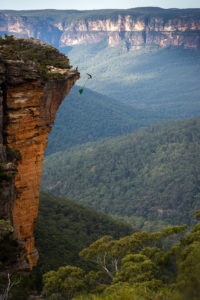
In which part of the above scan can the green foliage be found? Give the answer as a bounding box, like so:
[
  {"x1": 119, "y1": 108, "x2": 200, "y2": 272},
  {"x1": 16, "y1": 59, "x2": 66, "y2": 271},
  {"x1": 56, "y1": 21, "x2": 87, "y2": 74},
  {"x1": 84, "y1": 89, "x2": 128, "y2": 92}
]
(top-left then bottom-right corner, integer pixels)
[
  {"x1": 39, "y1": 214, "x2": 200, "y2": 300},
  {"x1": 0, "y1": 35, "x2": 71, "y2": 79},
  {"x1": 173, "y1": 218, "x2": 200, "y2": 300},
  {"x1": 114, "y1": 253, "x2": 160, "y2": 285},
  {"x1": 74, "y1": 283, "x2": 172, "y2": 300},
  {"x1": 34, "y1": 192, "x2": 133, "y2": 273},
  {"x1": 176, "y1": 243, "x2": 200, "y2": 300},
  {"x1": 195, "y1": 210, "x2": 200, "y2": 219},
  {"x1": 161, "y1": 225, "x2": 187, "y2": 238},
  {"x1": 42, "y1": 116, "x2": 200, "y2": 228},
  {"x1": 42, "y1": 266, "x2": 86, "y2": 300},
  {"x1": 79, "y1": 226, "x2": 185, "y2": 288}
]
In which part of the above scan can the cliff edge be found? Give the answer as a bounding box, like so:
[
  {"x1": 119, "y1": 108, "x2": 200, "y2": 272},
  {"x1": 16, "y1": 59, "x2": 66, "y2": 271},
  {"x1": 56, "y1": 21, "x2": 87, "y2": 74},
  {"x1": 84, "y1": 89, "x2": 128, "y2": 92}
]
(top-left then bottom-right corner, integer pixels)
[{"x1": 0, "y1": 36, "x2": 79, "y2": 270}]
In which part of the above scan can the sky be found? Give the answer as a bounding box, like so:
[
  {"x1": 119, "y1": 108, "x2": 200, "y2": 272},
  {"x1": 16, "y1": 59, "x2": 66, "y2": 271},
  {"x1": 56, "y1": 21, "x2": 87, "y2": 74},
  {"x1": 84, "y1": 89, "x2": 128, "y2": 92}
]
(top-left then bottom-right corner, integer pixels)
[{"x1": 0, "y1": 0, "x2": 200, "y2": 11}]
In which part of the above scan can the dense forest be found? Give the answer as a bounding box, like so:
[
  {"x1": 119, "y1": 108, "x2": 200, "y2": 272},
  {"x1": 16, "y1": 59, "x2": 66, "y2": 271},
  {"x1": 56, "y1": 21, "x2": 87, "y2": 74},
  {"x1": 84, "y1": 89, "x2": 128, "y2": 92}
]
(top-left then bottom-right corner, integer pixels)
[
  {"x1": 0, "y1": 192, "x2": 133, "y2": 299},
  {"x1": 42, "y1": 211, "x2": 200, "y2": 300},
  {"x1": 42, "y1": 117, "x2": 200, "y2": 229},
  {"x1": 35, "y1": 192, "x2": 133, "y2": 273},
  {"x1": 1, "y1": 199, "x2": 200, "y2": 300}
]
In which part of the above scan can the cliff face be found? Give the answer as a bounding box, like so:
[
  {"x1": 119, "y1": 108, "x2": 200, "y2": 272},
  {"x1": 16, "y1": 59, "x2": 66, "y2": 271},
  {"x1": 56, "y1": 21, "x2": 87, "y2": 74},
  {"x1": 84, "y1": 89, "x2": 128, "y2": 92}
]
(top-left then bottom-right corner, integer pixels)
[
  {"x1": 0, "y1": 38, "x2": 79, "y2": 270},
  {"x1": 0, "y1": 8, "x2": 200, "y2": 50},
  {"x1": 59, "y1": 16, "x2": 200, "y2": 49}
]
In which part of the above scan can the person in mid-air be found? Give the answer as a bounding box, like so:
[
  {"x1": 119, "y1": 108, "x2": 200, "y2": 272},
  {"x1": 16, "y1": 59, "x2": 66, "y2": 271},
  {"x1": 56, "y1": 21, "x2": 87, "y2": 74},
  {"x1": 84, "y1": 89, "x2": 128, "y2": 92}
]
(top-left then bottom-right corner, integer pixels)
[{"x1": 79, "y1": 73, "x2": 92, "y2": 94}]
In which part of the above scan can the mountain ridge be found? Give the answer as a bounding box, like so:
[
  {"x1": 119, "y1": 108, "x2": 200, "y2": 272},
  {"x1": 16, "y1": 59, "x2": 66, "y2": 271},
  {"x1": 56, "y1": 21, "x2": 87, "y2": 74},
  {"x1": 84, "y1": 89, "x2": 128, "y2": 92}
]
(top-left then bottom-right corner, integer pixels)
[{"x1": 0, "y1": 7, "x2": 200, "y2": 49}]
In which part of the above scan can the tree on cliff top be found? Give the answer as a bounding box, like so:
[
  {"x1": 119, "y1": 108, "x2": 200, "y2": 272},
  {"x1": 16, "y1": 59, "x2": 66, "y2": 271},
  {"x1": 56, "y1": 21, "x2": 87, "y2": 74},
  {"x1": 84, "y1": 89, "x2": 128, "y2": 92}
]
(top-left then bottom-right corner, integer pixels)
[{"x1": 0, "y1": 35, "x2": 73, "y2": 80}]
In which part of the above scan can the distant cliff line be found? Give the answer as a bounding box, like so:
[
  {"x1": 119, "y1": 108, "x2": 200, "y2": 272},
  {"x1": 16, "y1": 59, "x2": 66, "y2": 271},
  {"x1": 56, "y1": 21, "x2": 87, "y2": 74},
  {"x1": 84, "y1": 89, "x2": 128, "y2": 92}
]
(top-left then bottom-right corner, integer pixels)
[{"x1": 0, "y1": 7, "x2": 200, "y2": 50}]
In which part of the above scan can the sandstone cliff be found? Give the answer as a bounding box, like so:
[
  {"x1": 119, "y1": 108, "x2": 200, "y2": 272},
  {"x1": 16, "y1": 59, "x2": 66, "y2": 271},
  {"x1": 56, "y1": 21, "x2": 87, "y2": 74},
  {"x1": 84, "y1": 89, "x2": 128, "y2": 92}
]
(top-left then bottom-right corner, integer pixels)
[
  {"x1": 0, "y1": 8, "x2": 200, "y2": 50},
  {"x1": 0, "y1": 36, "x2": 79, "y2": 270}
]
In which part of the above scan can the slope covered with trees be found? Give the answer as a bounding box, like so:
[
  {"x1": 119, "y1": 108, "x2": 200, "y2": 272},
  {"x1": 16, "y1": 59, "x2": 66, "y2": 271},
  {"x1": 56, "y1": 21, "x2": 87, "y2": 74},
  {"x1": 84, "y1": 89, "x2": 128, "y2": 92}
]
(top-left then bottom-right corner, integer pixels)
[
  {"x1": 34, "y1": 192, "x2": 133, "y2": 273},
  {"x1": 42, "y1": 117, "x2": 200, "y2": 228},
  {"x1": 0, "y1": 192, "x2": 133, "y2": 299},
  {"x1": 42, "y1": 212, "x2": 200, "y2": 300}
]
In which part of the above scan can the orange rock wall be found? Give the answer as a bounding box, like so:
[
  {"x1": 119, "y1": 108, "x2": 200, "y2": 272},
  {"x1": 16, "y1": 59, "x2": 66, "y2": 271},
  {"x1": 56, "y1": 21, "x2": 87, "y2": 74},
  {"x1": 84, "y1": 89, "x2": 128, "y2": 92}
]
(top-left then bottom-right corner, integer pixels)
[{"x1": 4, "y1": 77, "x2": 78, "y2": 268}]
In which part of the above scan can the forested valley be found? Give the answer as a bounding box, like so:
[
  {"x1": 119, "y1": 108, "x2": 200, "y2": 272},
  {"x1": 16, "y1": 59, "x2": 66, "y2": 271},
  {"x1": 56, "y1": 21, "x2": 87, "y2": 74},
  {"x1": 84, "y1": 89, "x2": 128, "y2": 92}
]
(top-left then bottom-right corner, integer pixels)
[{"x1": 42, "y1": 116, "x2": 200, "y2": 231}]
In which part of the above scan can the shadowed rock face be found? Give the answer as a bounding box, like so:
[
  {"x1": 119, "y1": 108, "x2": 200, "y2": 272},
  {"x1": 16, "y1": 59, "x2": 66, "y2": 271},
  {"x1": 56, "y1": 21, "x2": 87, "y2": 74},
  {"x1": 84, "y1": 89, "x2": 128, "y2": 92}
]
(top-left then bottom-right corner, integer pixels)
[
  {"x1": 0, "y1": 38, "x2": 79, "y2": 270},
  {"x1": 0, "y1": 8, "x2": 200, "y2": 49}
]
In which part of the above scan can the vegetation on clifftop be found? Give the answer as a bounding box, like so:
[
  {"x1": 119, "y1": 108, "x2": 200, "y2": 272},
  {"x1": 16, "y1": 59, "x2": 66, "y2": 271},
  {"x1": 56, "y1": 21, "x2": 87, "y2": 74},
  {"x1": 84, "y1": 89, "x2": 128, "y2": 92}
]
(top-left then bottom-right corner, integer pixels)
[{"x1": 0, "y1": 35, "x2": 72, "y2": 79}]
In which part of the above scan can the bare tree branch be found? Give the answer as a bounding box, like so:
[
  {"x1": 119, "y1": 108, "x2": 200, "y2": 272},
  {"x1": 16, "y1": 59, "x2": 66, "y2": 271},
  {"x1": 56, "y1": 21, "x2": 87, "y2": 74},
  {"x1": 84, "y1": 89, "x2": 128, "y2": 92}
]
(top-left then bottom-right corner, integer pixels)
[{"x1": 0, "y1": 273, "x2": 21, "y2": 300}]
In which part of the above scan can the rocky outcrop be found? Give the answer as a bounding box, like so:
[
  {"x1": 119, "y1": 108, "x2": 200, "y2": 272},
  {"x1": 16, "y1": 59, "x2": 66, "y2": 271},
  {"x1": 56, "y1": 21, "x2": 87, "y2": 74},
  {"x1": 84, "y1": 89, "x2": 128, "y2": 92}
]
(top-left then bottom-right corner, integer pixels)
[
  {"x1": 0, "y1": 8, "x2": 200, "y2": 49},
  {"x1": 0, "y1": 38, "x2": 79, "y2": 270}
]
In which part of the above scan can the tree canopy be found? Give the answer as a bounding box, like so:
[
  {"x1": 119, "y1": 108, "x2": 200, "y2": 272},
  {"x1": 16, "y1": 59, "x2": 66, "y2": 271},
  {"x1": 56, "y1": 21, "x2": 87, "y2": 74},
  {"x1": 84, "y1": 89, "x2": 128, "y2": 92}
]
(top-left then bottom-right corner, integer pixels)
[
  {"x1": 41, "y1": 213, "x2": 200, "y2": 300},
  {"x1": 42, "y1": 116, "x2": 200, "y2": 230}
]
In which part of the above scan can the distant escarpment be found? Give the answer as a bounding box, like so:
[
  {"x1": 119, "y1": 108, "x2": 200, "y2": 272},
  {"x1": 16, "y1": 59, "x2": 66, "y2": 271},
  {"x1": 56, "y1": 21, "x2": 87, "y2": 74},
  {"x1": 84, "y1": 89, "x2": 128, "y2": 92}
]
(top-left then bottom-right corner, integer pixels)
[
  {"x1": 0, "y1": 36, "x2": 79, "y2": 271},
  {"x1": 0, "y1": 7, "x2": 200, "y2": 50}
]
